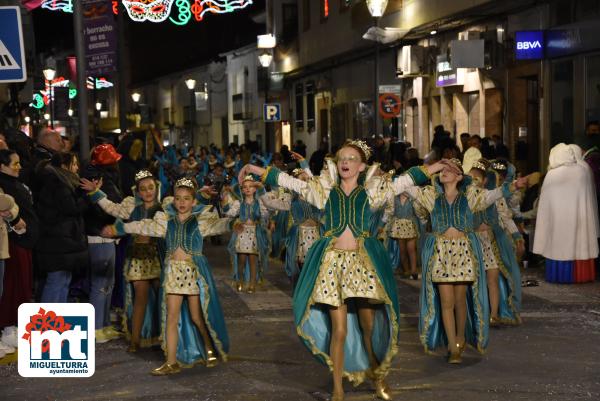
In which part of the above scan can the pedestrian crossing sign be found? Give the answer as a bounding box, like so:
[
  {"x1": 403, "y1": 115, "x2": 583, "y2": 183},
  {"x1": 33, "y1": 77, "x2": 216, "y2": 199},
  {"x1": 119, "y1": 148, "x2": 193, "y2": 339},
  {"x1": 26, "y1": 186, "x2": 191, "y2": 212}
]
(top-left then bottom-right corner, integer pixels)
[{"x1": 0, "y1": 6, "x2": 27, "y2": 83}]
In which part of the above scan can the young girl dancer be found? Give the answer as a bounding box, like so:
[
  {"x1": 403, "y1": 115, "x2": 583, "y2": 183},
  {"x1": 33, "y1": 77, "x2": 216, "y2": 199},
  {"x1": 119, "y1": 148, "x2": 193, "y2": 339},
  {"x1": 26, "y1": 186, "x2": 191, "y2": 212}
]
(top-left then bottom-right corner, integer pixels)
[
  {"x1": 389, "y1": 193, "x2": 420, "y2": 279},
  {"x1": 468, "y1": 160, "x2": 524, "y2": 327},
  {"x1": 239, "y1": 140, "x2": 444, "y2": 401},
  {"x1": 405, "y1": 159, "x2": 527, "y2": 364},
  {"x1": 222, "y1": 175, "x2": 272, "y2": 293},
  {"x1": 105, "y1": 178, "x2": 231, "y2": 375},
  {"x1": 83, "y1": 170, "x2": 163, "y2": 352}
]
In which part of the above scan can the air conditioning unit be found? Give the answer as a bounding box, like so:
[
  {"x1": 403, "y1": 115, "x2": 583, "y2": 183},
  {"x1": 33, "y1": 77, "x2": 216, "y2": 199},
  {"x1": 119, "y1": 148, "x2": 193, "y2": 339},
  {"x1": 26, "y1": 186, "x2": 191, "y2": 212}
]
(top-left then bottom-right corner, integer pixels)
[{"x1": 396, "y1": 45, "x2": 424, "y2": 76}]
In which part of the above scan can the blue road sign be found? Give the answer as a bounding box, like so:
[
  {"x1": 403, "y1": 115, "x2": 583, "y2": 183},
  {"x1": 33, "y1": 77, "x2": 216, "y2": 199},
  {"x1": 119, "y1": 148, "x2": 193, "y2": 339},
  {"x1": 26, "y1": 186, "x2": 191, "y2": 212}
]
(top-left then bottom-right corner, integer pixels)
[
  {"x1": 263, "y1": 103, "x2": 281, "y2": 122},
  {"x1": 0, "y1": 6, "x2": 27, "y2": 83}
]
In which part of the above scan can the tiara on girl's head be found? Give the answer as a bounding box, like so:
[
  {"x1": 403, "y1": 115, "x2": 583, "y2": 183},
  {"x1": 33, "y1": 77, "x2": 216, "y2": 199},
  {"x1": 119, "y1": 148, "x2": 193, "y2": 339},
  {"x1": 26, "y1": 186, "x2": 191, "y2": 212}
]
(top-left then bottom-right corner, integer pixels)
[
  {"x1": 175, "y1": 177, "x2": 196, "y2": 190},
  {"x1": 134, "y1": 169, "x2": 154, "y2": 182},
  {"x1": 448, "y1": 158, "x2": 464, "y2": 174},
  {"x1": 471, "y1": 159, "x2": 489, "y2": 172},
  {"x1": 492, "y1": 161, "x2": 507, "y2": 171},
  {"x1": 292, "y1": 168, "x2": 305, "y2": 177},
  {"x1": 242, "y1": 174, "x2": 255, "y2": 183},
  {"x1": 347, "y1": 139, "x2": 372, "y2": 160}
]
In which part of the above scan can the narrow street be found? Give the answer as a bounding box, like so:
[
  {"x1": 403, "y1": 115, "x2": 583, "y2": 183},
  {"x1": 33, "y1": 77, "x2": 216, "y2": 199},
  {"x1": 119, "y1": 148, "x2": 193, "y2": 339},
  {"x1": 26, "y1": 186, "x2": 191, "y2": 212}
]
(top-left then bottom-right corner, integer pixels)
[{"x1": 1, "y1": 239, "x2": 599, "y2": 401}]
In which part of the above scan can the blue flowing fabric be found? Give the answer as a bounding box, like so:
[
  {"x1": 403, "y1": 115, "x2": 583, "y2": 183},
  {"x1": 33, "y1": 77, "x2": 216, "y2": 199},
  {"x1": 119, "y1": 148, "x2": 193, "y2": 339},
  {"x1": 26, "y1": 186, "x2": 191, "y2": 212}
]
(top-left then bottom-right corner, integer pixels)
[
  {"x1": 271, "y1": 210, "x2": 290, "y2": 258},
  {"x1": 226, "y1": 198, "x2": 270, "y2": 283},
  {"x1": 545, "y1": 259, "x2": 574, "y2": 283},
  {"x1": 283, "y1": 196, "x2": 322, "y2": 278},
  {"x1": 418, "y1": 177, "x2": 490, "y2": 353},
  {"x1": 160, "y1": 203, "x2": 230, "y2": 365}
]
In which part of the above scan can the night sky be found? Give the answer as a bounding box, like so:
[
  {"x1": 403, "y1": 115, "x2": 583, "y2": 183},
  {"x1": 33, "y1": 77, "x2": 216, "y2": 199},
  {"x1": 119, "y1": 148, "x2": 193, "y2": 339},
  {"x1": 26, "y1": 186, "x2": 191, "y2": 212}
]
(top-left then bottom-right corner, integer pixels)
[{"x1": 31, "y1": 0, "x2": 265, "y2": 84}]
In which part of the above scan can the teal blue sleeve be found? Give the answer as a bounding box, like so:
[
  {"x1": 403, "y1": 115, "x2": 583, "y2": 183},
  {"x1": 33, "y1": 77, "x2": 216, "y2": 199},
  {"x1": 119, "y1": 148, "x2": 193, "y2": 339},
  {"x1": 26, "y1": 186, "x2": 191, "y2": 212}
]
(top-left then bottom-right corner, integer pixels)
[
  {"x1": 262, "y1": 167, "x2": 281, "y2": 187},
  {"x1": 405, "y1": 166, "x2": 430, "y2": 186},
  {"x1": 88, "y1": 189, "x2": 107, "y2": 203},
  {"x1": 114, "y1": 219, "x2": 126, "y2": 236},
  {"x1": 299, "y1": 159, "x2": 309, "y2": 170}
]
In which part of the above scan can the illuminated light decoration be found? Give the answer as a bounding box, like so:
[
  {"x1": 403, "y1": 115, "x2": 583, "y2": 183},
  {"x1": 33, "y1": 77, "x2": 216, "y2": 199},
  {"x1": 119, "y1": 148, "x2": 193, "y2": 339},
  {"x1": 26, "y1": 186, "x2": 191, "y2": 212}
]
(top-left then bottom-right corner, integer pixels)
[
  {"x1": 30, "y1": 93, "x2": 45, "y2": 109},
  {"x1": 122, "y1": 0, "x2": 175, "y2": 22},
  {"x1": 41, "y1": 0, "x2": 254, "y2": 25},
  {"x1": 69, "y1": 89, "x2": 78, "y2": 99},
  {"x1": 87, "y1": 76, "x2": 115, "y2": 90},
  {"x1": 41, "y1": 0, "x2": 73, "y2": 12},
  {"x1": 323, "y1": 0, "x2": 329, "y2": 18}
]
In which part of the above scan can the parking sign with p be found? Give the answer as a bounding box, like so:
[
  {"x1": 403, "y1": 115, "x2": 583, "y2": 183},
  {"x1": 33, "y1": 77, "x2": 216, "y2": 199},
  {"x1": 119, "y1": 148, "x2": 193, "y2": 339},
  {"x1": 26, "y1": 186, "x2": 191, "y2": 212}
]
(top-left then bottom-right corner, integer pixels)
[{"x1": 264, "y1": 103, "x2": 281, "y2": 122}]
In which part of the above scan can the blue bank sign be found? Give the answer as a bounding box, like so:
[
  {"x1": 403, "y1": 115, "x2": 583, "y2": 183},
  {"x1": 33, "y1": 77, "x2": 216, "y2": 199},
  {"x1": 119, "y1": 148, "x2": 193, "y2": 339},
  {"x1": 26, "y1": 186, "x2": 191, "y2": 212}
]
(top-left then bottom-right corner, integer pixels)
[{"x1": 515, "y1": 31, "x2": 544, "y2": 60}]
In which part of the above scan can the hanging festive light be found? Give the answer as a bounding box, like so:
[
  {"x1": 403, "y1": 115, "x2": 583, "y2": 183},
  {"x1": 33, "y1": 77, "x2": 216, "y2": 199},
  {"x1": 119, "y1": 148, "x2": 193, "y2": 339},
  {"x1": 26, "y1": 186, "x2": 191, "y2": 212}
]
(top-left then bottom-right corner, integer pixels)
[
  {"x1": 365, "y1": 0, "x2": 388, "y2": 18},
  {"x1": 40, "y1": 0, "x2": 253, "y2": 26}
]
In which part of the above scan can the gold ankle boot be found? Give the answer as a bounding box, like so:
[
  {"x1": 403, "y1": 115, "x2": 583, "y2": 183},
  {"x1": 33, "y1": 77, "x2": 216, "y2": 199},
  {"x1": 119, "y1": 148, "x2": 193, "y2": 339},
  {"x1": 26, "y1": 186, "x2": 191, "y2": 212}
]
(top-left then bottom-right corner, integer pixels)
[
  {"x1": 246, "y1": 282, "x2": 256, "y2": 294},
  {"x1": 375, "y1": 378, "x2": 392, "y2": 400},
  {"x1": 236, "y1": 281, "x2": 243, "y2": 292},
  {"x1": 490, "y1": 316, "x2": 501, "y2": 327},
  {"x1": 205, "y1": 347, "x2": 218, "y2": 368},
  {"x1": 151, "y1": 361, "x2": 181, "y2": 376},
  {"x1": 447, "y1": 343, "x2": 463, "y2": 364}
]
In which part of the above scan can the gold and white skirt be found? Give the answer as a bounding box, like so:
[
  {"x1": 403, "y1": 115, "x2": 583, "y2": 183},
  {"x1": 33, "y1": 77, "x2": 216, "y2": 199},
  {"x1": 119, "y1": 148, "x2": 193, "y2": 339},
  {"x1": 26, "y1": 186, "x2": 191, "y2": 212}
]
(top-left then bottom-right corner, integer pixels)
[
  {"x1": 477, "y1": 230, "x2": 499, "y2": 271},
  {"x1": 431, "y1": 237, "x2": 476, "y2": 283},
  {"x1": 126, "y1": 243, "x2": 161, "y2": 281},
  {"x1": 389, "y1": 218, "x2": 418, "y2": 239},
  {"x1": 313, "y1": 248, "x2": 386, "y2": 307},
  {"x1": 235, "y1": 224, "x2": 258, "y2": 254},
  {"x1": 297, "y1": 225, "x2": 319, "y2": 264},
  {"x1": 164, "y1": 259, "x2": 199, "y2": 295}
]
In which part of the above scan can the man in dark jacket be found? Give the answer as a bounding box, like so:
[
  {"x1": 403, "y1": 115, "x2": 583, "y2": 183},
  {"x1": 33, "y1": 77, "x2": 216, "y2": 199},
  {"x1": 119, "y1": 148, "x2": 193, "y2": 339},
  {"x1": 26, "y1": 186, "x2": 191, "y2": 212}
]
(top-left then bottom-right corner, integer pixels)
[
  {"x1": 26, "y1": 128, "x2": 64, "y2": 195},
  {"x1": 80, "y1": 144, "x2": 123, "y2": 343}
]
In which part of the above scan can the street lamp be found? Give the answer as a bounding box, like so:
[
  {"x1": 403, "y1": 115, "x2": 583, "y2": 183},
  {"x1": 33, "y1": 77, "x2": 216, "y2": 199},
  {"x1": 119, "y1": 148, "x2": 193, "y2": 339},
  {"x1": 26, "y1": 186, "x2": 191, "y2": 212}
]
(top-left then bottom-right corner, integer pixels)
[
  {"x1": 131, "y1": 92, "x2": 141, "y2": 103},
  {"x1": 366, "y1": 0, "x2": 389, "y2": 137},
  {"x1": 43, "y1": 67, "x2": 56, "y2": 129},
  {"x1": 258, "y1": 51, "x2": 273, "y2": 68},
  {"x1": 185, "y1": 79, "x2": 196, "y2": 147}
]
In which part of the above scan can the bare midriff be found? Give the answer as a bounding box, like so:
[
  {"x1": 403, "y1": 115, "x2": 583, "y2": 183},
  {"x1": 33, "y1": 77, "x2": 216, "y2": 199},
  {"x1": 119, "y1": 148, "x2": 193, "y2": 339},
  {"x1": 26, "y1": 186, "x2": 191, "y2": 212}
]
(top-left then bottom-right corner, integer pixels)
[
  {"x1": 301, "y1": 219, "x2": 318, "y2": 227},
  {"x1": 171, "y1": 247, "x2": 192, "y2": 262},
  {"x1": 134, "y1": 235, "x2": 151, "y2": 244},
  {"x1": 333, "y1": 226, "x2": 358, "y2": 250},
  {"x1": 441, "y1": 227, "x2": 466, "y2": 239},
  {"x1": 476, "y1": 223, "x2": 490, "y2": 233}
]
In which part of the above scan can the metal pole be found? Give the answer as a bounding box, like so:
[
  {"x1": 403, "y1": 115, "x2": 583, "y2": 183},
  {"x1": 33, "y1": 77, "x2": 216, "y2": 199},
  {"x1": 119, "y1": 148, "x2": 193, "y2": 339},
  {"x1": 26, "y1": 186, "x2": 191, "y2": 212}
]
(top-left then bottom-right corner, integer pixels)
[
  {"x1": 190, "y1": 89, "x2": 195, "y2": 148},
  {"x1": 74, "y1": 0, "x2": 90, "y2": 162},
  {"x1": 50, "y1": 83, "x2": 55, "y2": 129},
  {"x1": 117, "y1": 2, "x2": 128, "y2": 137},
  {"x1": 264, "y1": 68, "x2": 270, "y2": 152},
  {"x1": 374, "y1": 17, "x2": 380, "y2": 137}
]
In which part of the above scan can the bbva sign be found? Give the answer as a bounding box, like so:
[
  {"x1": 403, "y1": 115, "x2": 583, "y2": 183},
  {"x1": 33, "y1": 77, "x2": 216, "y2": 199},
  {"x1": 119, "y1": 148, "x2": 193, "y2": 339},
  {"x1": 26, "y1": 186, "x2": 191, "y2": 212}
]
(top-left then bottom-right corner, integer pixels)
[{"x1": 516, "y1": 41, "x2": 542, "y2": 50}]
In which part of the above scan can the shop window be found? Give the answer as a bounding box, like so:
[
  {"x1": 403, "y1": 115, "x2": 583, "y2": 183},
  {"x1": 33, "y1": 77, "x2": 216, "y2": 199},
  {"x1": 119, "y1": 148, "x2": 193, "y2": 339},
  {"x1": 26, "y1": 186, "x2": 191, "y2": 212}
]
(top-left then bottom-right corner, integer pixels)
[
  {"x1": 306, "y1": 81, "x2": 316, "y2": 131},
  {"x1": 295, "y1": 83, "x2": 304, "y2": 129},
  {"x1": 551, "y1": 59, "x2": 574, "y2": 145}
]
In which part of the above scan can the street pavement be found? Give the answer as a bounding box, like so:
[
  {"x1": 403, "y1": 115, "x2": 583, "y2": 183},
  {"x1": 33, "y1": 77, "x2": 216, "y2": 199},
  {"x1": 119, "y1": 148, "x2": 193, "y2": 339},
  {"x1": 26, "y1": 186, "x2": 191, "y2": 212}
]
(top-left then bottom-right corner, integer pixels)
[{"x1": 1, "y1": 239, "x2": 599, "y2": 401}]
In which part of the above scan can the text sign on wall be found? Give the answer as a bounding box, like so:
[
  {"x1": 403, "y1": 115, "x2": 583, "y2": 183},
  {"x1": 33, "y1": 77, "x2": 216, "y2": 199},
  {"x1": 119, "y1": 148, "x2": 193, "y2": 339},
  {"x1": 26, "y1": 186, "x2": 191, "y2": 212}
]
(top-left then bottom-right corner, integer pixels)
[
  {"x1": 83, "y1": 0, "x2": 117, "y2": 76},
  {"x1": 515, "y1": 31, "x2": 544, "y2": 60},
  {"x1": 436, "y1": 55, "x2": 458, "y2": 87}
]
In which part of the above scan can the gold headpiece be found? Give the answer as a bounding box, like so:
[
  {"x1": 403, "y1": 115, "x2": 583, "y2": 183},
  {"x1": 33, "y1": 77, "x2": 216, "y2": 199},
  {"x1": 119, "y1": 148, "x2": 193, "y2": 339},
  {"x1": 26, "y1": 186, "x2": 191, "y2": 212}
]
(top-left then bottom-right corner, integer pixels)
[
  {"x1": 134, "y1": 169, "x2": 154, "y2": 182},
  {"x1": 492, "y1": 161, "x2": 507, "y2": 171},
  {"x1": 242, "y1": 174, "x2": 255, "y2": 183},
  {"x1": 175, "y1": 177, "x2": 196, "y2": 190},
  {"x1": 292, "y1": 168, "x2": 305, "y2": 177},
  {"x1": 471, "y1": 159, "x2": 489, "y2": 172},
  {"x1": 448, "y1": 158, "x2": 464, "y2": 174},
  {"x1": 347, "y1": 139, "x2": 372, "y2": 160}
]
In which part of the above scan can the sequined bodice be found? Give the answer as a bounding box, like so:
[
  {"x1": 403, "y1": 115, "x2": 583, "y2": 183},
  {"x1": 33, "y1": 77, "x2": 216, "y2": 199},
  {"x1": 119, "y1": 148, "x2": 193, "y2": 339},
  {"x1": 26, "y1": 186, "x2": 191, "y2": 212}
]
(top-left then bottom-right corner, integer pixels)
[{"x1": 323, "y1": 186, "x2": 372, "y2": 238}]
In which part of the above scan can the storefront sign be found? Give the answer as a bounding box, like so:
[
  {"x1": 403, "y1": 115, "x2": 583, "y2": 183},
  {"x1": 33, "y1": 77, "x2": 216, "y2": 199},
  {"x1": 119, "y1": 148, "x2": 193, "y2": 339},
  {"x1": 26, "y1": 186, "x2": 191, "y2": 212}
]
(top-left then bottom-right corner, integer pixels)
[
  {"x1": 515, "y1": 31, "x2": 544, "y2": 60},
  {"x1": 436, "y1": 55, "x2": 458, "y2": 87},
  {"x1": 378, "y1": 85, "x2": 401, "y2": 96}
]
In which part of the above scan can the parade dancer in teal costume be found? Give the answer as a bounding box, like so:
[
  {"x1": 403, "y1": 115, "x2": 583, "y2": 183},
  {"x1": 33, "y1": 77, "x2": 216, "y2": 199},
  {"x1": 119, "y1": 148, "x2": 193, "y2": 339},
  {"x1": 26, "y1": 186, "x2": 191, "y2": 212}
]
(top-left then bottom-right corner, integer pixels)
[
  {"x1": 104, "y1": 178, "x2": 231, "y2": 375},
  {"x1": 404, "y1": 159, "x2": 528, "y2": 364},
  {"x1": 261, "y1": 166, "x2": 322, "y2": 285},
  {"x1": 239, "y1": 140, "x2": 445, "y2": 401},
  {"x1": 222, "y1": 175, "x2": 279, "y2": 293},
  {"x1": 388, "y1": 193, "x2": 421, "y2": 279},
  {"x1": 82, "y1": 170, "x2": 163, "y2": 353},
  {"x1": 468, "y1": 159, "x2": 524, "y2": 327}
]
